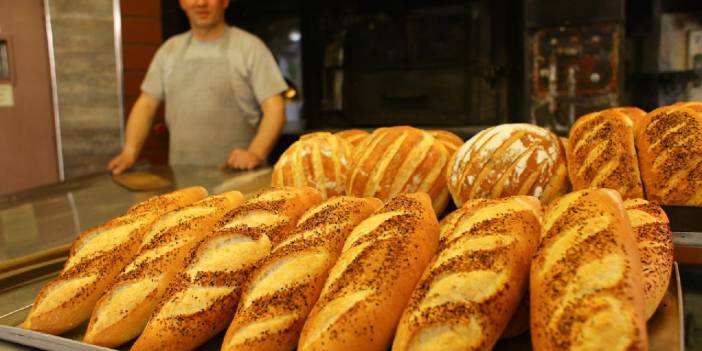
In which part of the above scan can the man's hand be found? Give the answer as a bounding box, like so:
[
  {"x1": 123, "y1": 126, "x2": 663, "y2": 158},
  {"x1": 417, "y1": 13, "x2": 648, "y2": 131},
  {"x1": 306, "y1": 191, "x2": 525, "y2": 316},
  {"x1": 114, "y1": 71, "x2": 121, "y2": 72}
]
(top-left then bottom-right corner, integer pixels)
[
  {"x1": 107, "y1": 149, "x2": 137, "y2": 175},
  {"x1": 222, "y1": 148, "x2": 263, "y2": 170}
]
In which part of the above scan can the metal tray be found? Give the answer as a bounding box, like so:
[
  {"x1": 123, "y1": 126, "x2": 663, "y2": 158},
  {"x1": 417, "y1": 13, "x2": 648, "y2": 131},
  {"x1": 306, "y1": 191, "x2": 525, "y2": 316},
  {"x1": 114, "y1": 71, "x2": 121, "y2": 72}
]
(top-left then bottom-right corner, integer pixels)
[{"x1": 0, "y1": 263, "x2": 685, "y2": 351}]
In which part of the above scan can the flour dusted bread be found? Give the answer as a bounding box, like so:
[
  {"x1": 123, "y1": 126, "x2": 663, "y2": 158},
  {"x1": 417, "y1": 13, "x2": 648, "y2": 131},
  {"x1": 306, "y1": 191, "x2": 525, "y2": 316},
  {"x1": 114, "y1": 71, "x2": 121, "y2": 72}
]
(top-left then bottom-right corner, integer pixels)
[
  {"x1": 427, "y1": 129, "x2": 463, "y2": 156},
  {"x1": 130, "y1": 187, "x2": 321, "y2": 351},
  {"x1": 635, "y1": 102, "x2": 702, "y2": 204},
  {"x1": 222, "y1": 196, "x2": 382, "y2": 351},
  {"x1": 298, "y1": 193, "x2": 439, "y2": 351},
  {"x1": 23, "y1": 187, "x2": 207, "y2": 335},
  {"x1": 624, "y1": 198, "x2": 673, "y2": 319},
  {"x1": 531, "y1": 188, "x2": 647, "y2": 350},
  {"x1": 272, "y1": 132, "x2": 352, "y2": 199},
  {"x1": 447, "y1": 124, "x2": 568, "y2": 207},
  {"x1": 393, "y1": 196, "x2": 541, "y2": 351},
  {"x1": 347, "y1": 126, "x2": 451, "y2": 214},
  {"x1": 83, "y1": 191, "x2": 244, "y2": 347},
  {"x1": 567, "y1": 107, "x2": 645, "y2": 199},
  {"x1": 335, "y1": 129, "x2": 370, "y2": 149}
]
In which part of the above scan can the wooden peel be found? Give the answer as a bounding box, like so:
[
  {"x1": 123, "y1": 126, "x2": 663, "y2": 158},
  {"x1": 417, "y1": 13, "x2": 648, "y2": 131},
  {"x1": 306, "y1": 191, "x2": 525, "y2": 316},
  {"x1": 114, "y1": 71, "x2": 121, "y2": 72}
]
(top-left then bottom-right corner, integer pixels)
[{"x1": 112, "y1": 172, "x2": 171, "y2": 191}]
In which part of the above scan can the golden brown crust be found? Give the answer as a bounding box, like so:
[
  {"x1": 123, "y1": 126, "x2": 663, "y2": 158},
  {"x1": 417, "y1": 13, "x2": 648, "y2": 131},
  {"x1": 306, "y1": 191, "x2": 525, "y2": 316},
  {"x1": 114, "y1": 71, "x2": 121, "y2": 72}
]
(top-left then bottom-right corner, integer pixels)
[
  {"x1": 427, "y1": 130, "x2": 464, "y2": 157},
  {"x1": 221, "y1": 196, "x2": 382, "y2": 351},
  {"x1": 623, "y1": 198, "x2": 673, "y2": 319},
  {"x1": 531, "y1": 189, "x2": 647, "y2": 350},
  {"x1": 272, "y1": 132, "x2": 353, "y2": 199},
  {"x1": 567, "y1": 108, "x2": 645, "y2": 199},
  {"x1": 392, "y1": 196, "x2": 541, "y2": 351},
  {"x1": 335, "y1": 129, "x2": 370, "y2": 149},
  {"x1": 635, "y1": 103, "x2": 702, "y2": 204},
  {"x1": 346, "y1": 126, "x2": 451, "y2": 214},
  {"x1": 298, "y1": 193, "x2": 439, "y2": 351}
]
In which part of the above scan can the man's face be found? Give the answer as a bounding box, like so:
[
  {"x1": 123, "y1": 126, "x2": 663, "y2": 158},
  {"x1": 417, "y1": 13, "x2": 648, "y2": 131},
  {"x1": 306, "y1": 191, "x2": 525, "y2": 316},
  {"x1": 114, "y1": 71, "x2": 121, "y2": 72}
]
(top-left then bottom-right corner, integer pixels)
[{"x1": 179, "y1": 0, "x2": 229, "y2": 30}]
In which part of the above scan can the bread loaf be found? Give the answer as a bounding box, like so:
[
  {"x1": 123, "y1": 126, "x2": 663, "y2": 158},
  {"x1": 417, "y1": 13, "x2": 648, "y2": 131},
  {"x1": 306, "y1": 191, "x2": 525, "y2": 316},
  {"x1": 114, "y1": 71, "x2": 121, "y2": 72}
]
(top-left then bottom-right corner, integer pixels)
[
  {"x1": 393, "y1": 196, "x2": 542, "y2": 351},
  {"x1": 298, "y1": 193, "x2": 439, "y2": 351},
  {"x1": 335, "y1": 129, "x2": 370, "y2": 149},
  {"x1": 130, "y1": 187, "x2": 322, "y2": 351},
  {"x1": 447, "y1": 124, "x2": 568, "y2": 207},
  {"x1": 272, "y1": 132, "x2": 352, "y2": 199},
  {"x1": 83, "y1": 191, "x2": 244, "y2": 347},
  {"x1": 221, "y1": 196, "x2": 382, "y2": 351},
  {"x1": 531, "y1": 188, "x2": 647, "y2": 350},
  {"x1": 567, "y1": 108, "x2": 645, "y2": 199},
  {"x1": 635, "y1": 102, "x2": 702, "y2": 204},
  {"x1": 427, "y1": 130, "x2": 463, "y2": 157},
  {"x1": 23, "y1": 187, "x2": 207, "y2": 335},
  {"x1": 623, "y1": 198, "x2": 673, "y2": 319},
  {"x1": 347, "y1": 126, "x2": 451, "y2": 214}
]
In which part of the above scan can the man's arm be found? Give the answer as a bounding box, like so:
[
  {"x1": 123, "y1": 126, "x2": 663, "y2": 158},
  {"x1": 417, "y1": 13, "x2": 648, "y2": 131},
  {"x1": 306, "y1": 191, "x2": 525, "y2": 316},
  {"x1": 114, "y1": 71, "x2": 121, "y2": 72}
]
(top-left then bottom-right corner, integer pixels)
[
  {"x1": 224, "y1": 94, "x2": 286, "y2": 170},
  {"x1": 107, "y1": 92, "x2": 160, "y2": 175}
]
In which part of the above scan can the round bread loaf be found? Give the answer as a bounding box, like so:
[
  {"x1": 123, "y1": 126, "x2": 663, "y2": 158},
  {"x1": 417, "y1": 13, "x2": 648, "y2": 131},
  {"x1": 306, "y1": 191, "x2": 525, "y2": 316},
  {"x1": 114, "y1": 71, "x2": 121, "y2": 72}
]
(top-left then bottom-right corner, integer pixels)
[
  {"x1": 335, "y1": 129, "x2": 370, "y2": 149},
  {"x1": 427, "y1": 129, "x2": 463, "y2": 157},
  {"x1": 447, "y1": 123, "x2": 568, "y2": 206},
  {"x1": 346, "y1": 126, "x2": 451, "y2": 214},
  {"x1": 272, "y1": 132, "x2": 352, "y2": 199}
]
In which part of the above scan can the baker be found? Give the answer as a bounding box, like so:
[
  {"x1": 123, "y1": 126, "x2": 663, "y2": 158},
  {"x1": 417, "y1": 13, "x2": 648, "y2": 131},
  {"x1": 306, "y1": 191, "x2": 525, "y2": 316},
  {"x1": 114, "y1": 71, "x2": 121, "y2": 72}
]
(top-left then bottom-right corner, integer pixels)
[{"x1": 108, "y1": 0, "x2": 287, "y2": 174}]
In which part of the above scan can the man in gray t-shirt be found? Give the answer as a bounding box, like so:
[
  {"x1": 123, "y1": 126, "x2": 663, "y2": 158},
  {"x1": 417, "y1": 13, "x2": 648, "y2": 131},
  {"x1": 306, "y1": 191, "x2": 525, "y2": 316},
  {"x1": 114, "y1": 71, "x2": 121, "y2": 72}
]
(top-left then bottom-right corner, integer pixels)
[{"x1": 108, "y1": 0, "x2": 288, "y2": 173}]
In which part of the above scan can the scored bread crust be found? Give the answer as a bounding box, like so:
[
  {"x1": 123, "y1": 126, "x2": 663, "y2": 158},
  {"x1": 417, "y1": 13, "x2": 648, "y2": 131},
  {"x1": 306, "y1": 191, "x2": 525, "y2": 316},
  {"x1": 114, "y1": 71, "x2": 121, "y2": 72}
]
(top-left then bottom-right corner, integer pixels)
[
  {"x1": 221, "y1": 196, "x2": 382, "y2": 351},
  {"x1": 567, "y1": 107, "x2": 645, "y2": 199},
  {"x1": 392, "y1": 196, "x2": 542, "y2": 351},
  {"x1": 531, "y1": 188, "x2": 647, "y2": 351},
  {"x1": 298, "y1": 193, "x2": 439, "y2": 351},
  {"x1": 335, "y1": 129, "x2": 370, "y2": 149},
  {"x1": 130, "y1": 187, "x2": 322, "y2": 351},
  {"x1": 427, "y1": 129, "x2": 464, "y2": 157},
  {"x1": 447, "y1": 123, "x2": 568, "y2": 207},
  {"x1": 23, "y1": 187, "x2": 207, "y2": 335},
  {"x1": 82, "y1": 191, "x2": 244, "y2": 347},
  {"x1": 623, "y1": 198, "x2": 674, "y2": 319},
  {"x1": 635, "y1": 102, "x2": 702, "y2": 205}
]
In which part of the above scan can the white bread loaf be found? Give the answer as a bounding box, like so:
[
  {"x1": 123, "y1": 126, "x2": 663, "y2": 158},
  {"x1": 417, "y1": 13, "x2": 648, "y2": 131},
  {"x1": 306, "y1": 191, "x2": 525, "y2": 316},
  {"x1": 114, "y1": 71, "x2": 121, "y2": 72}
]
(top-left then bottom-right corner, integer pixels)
[
  {"x1": 221, "y1": 196, "x2": 382, "y2": 351},
  {"x1": 347, "y1": 126, "x2": 451, "y2": 214},
  {"x1": 447, "y1": 123, "x2": 568, "y2": 206},
  {"x1": 635, "y1": 102, "x2": 702, "y2": 204},
  {"x1": 393, "y1": 196, "x2": 542, "y2": 351},
  {"x1": 22, "y1": 187, "x2": 207, "y2": 335},
  {"x1": 83, "y1": 191, "x2": 245, "y2": 347},
  {"x1": 623, "y1": 198, "x2": 674, "y2": 319},
  {"x1": 130, "y1": 187, "x2": 322, "y2": 351},
  {"x1": 531, "y1": 188, "x2": 647, "y2": 350},
  {"x1": 298, "y1": 193, "x2": 439, "y2": 351}
]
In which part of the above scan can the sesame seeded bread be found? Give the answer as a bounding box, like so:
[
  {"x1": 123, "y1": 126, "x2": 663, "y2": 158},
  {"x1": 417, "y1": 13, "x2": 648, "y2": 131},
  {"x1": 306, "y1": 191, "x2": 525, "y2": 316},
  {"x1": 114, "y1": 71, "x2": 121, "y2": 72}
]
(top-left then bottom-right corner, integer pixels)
[
  {"x1": 623, "y1": 198, "x2": 674, "y2": 319},
  {"x1": 334, "y1": 129, "x2": 370, "y2": 149},
  {"x1": 222, "y1": 196, "x2": 382, "y2": 351},
  {"x1": 567, "y1": 107, "x2": 646, "y2": 200},
  {"x1": 392, "y1": 196, "x2": 542, "y2": 351},
  {"x1": 635, "y1": 102, "x2": 702, "y2": 205},
  {"x1": 130, "y1": 186, "x2": 322, "y2": 351},
  {"x1": 531, "y1": 188, "x2": 647, "y2": 350},
  {"x1": 347, "y1": 126, "x2": 451, "y2": 215},
  {"x1": 298, "y1": 193, "x2": 439, "y2": 351},
  {"x1": 447, "y1": 124, "x2": 568, "y2": 207},
  {"x1": 23, "y1": 186, "x2": 207, "y2": 335},
  {"x1": 83, "y1": 191, "x2": 245, "y2": 347}
]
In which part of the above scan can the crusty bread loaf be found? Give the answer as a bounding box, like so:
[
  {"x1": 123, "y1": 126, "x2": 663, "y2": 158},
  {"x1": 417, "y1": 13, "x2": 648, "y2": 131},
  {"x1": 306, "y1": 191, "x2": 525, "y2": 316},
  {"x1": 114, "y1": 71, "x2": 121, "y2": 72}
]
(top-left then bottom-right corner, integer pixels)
[
  {"x1": 23, "y1": 187, "x2": 207, "y2": 335},
  {"x1": 501, "y1": 295, "x2": 530, "y2": 338},
  {"x1": 272, "y1": 132, "x2": 352, "y2": 199},
  {"x1": 393, "y1": 196, "x2": 542, "y2": 351},
  {"x1": 531, "y1": 188, "x2": 647, "y2": 350},
  {"x1": 298, "y1": 193, "x2": 439, "y2": 351},
  {"x1": 347, "y1": 126, "x2": 451, "y2": 214},
  {"x1": 567, "y1": 108, "x2": 645, "y2": 199},
  {"x1": 447, "y1": 124, "x2": 568, "y2": 207},
  {"x1": 335, "y1": 129, "x2": 370, "y2": 149},
  {"x1": 222, "y1": 196, "x2": 382, "y2": 351},
  {"x1": 130, "y1": 187, "x2": 322, "y2": 351},
  {"x1": 83, "y1": 191, "x2": 245, "y2": 347},
  {"x1": 623, "y1": 198, "x2": 673, "y2": 319},
  {"x1": 635, "y1": 102, "x2": 702, "y2": 204},
  {"x1": 427, "y1": 130, "x2": 464, "y2": 157}
]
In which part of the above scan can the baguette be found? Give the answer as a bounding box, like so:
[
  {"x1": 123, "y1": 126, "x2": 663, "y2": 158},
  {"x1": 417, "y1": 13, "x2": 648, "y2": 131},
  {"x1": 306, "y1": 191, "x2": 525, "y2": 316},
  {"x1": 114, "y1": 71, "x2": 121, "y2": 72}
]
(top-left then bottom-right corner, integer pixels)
[
  {"x1": 130, "y1": 186, "x2": 322, "y2": 351},
  {"x1": 298, "y1": 193, "x2": 439, "y2": 351},
  {"x1": 623, "y1": 198, "x2": 674, "y2": 319},
  {"x1": 393, "y1": 196, "x2": 542, "y2": 351},
  {"x1": 83, "y1": 191, "x2": 245, "y2": 347},
  {"x1": 22, "y1": 187, "x2": 207, "y2": 335},
  {"x1": 531, "y1": 188, "x2": 647, "y2": 350},
  {"x1": 221, "y1": 196, "x2": 382, "y2": 351}
]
